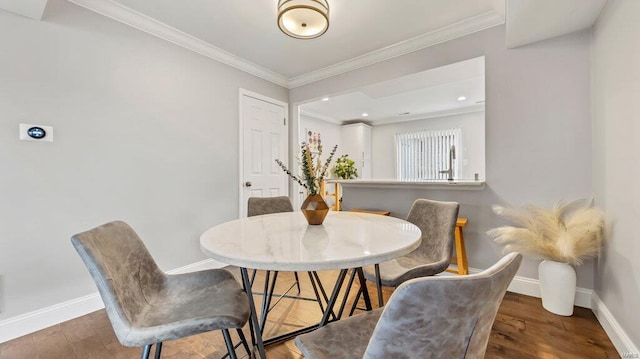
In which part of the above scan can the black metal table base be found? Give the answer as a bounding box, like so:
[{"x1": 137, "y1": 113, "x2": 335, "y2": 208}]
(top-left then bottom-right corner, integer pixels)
[
  {"x1": 240, "y1": 268, "x2": 266, "y2": 359},
  {"x1": 239, "y1": 267, "x2": 372, "y2": 358}
]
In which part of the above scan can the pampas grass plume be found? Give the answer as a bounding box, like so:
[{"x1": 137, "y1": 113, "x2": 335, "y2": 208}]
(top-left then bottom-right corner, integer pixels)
[{"x1": 488, "y1": 199, "x2": 604, "y2": 265}]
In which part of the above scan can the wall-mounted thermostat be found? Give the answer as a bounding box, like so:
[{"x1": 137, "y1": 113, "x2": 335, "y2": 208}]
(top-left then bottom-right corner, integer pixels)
[{"x1": 19, "y1": 124, "x2": 53, "y2": 142}]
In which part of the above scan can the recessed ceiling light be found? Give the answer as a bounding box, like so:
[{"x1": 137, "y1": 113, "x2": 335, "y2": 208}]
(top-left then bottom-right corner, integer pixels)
[
  {"x1": 321, "y1": 97, "x2": 329, "y2": 101},
  {"x1": 457, "y1": 96, "x2": 467, "y2": 101},
  {"x1": 362, "y1": 113, "x2": 368, "y2": 117}
]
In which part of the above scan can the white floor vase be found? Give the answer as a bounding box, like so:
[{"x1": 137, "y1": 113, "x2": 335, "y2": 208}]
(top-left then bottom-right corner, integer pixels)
[{"x1": 538, "y1": 259, "x2": 576, "y2": 316}]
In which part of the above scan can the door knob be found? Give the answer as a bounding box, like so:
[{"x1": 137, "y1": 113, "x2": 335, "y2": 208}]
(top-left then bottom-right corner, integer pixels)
[{"x1": 245, "y1": 181, "x2": 252, "y2": 187}]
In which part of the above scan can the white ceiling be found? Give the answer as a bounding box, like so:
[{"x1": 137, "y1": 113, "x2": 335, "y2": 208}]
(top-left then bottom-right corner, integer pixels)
[
  {"x1": 506, "y1": 0, "x2": 608, "y2": 48},
  {"x1": 301, "y1": 56, "x2": 485, "y2": 125},
  {"x1": 107, "y1": 0, "x2": 502, "y2": 79},
  {"x1": 0, "y1": 0, "x2": 606, "y2": 88}
]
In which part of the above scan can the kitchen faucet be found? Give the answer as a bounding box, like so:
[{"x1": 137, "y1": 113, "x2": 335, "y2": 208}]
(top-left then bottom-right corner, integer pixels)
[{"x1": 439, "y1": 145, "x2": 456, "y2": 181}]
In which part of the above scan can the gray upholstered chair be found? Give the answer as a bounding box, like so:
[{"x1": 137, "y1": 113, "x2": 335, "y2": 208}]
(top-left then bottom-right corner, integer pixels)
[
  {"x1": 363, "y1": 198, "x2": 459, "y2": 305},
  {"x1": 71, "y1": 221, "x2": 250, "y2": 359},
  {"x1": 247, "y1": 195, "x2": 294, "y2": 217},
  {"x1": 295, "y1": 252, "x2": 522, "y2": 359}
]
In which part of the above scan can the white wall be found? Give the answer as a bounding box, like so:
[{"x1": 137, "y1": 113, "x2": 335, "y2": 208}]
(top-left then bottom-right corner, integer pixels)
[
  {"x1": 290, "y1": 26, "x2": 594, "y2": 288},
  {"x1": 299, "y1": 115, "x2": 342, "y2": 158},
  {"x1": 592, "y1": 0, "x2": 640, "y2": 349},
  {"x1": 371, "y1": 111, "x2": 485, "y2": 180},
  {"x1": 298, "y1": 115, "x2": 342, "y2": 206},
  {"x1": 0, "y1": 0, "x2": 287, "y2": 321}
]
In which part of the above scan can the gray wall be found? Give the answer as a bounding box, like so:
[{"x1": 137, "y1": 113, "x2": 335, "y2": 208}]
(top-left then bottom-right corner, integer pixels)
[
  {"x1": 592, "y1": 0, "x2": 640, "y2": 347},
  {"x1": 290, "y1": 26, "x2": 594, "y2": 288},
  {"x1": 0, "y1": 0, "x2": 287, "y2": 320}
]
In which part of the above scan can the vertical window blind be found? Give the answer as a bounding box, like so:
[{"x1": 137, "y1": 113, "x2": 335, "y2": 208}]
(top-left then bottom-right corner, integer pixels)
[{"x1": 395, "y1": 128, "x2": 461, "y2": 181}]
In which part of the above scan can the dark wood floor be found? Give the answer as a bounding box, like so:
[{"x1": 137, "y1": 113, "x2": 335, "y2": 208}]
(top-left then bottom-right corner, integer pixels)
[{"x1": 0, "y1": 270, "x2": 620, "y2": 358}]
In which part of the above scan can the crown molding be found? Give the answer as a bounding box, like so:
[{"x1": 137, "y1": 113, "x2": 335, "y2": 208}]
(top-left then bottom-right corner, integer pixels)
[
  {"x1": 66, "y1": 0, "x2": 289, "y2": 87},
  {"x1": 287, "y1": 10, "x2": 504, "y2": 88},
  {"x1": 300, "y1": 110, "x2": 343, "y2": 125},
  {"x1": 66, "y1": 0, "x2": 503, "y2": 89}
]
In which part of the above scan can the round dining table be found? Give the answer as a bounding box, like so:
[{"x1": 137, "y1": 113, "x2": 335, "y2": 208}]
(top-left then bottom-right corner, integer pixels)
[{"x1": 200, "y1": 210, "x2": 421, "y2": 358}]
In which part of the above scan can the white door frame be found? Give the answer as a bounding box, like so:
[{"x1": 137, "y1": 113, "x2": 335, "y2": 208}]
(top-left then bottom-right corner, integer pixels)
[
  {"x1": 290, "y1": 102, "x2": 303, "y2": 208},
  {"x1": 238, "y1": 88, "x2": 289, "y2": 218}
]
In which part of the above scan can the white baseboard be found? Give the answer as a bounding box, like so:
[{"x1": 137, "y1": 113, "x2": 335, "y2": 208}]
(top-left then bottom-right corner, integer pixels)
[
  {"x1": 0, "y1": 293, "x2": 104, "y2": 344},
  {"x1": 592, "y1": 292, "x2": 639, "y2": 357},
  {"x1": 460, "y1": 266, "x2": 593, "y2": 308},
  {"x1": 166, "y1": 258, "x2": 226, "y2": 274},
  {"x1": 452, "y1": 266, "x2": 637, "y2": 357},
  {"x1": 0, "y1": 258, "x2": 225, "y2": 343}
]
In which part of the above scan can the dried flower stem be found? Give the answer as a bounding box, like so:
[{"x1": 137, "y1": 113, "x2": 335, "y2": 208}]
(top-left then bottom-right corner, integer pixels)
[
  {"x1": 275, "y1": 159, "x2": 308, "y2": 189},
  {"x1": 276, "y1": 142, "x2": 338, "y2": 196}
]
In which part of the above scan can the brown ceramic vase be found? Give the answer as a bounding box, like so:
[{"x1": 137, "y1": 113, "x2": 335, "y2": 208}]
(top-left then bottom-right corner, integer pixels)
[{"x1": 301, "y1": 194, "x2": 329, "y2": 225}]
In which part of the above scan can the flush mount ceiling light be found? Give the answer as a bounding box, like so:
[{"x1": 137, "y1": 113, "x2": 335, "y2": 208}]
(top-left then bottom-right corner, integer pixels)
[{"x1": 278, "y1": 0, "x2": 329, "y2": 39}]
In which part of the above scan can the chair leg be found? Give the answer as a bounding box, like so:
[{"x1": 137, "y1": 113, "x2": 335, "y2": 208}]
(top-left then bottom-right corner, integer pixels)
[
  {"x1": 294, "y1": 271, "x2": 301, "y2": 293},
  {"x1": 374, "y1": 264, "x2": 384, "y2": 307},
  {"x1": 154, "y1": 342, "x2": 163, "y2": 359},
  {"x1": 222, "y1": 329, "x2": 238, "y2": 359},
  {"x1": 236, "y1": 328, "x2": 251, "y2": 356},
  {"x1": 141, "y1": 344, "x2": 152, "y2": 359}
]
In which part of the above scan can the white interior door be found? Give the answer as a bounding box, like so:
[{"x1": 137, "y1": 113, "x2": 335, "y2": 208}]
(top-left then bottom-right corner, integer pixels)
[{"x1": 240, "y1": 92, "x2": 288, "y2": 218}]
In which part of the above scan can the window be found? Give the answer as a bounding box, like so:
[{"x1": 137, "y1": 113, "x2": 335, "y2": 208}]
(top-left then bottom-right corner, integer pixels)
[{"x1": 395, "y1": 128, "x2": 461, "y2": 181}]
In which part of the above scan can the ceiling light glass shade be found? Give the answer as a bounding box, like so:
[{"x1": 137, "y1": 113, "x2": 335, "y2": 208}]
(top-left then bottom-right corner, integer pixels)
[{"x1": 278, "y1": 0, "x2": 329, "y2": 39}]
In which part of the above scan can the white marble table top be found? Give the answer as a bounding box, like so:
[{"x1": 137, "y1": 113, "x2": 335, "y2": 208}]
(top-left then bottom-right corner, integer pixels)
[{"x1": 200, "y1": 211, "x2": 422, "y2": 271}]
